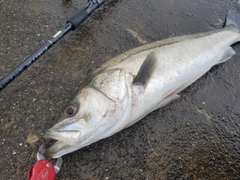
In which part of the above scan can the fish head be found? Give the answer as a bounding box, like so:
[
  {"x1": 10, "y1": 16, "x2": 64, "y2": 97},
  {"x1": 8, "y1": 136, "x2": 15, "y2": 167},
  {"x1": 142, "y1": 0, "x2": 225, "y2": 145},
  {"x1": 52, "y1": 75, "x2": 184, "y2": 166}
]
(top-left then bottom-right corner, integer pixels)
[{"x1": 43, "y1": 86, "x2": 121, "y2": 158}]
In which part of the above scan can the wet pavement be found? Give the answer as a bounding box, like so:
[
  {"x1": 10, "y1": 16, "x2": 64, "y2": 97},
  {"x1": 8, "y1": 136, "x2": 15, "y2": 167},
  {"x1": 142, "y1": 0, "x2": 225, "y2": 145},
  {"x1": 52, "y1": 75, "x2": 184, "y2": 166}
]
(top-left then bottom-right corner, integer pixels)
[{"x1": 1, "y1": 0, "x2": 240, "y2": 179}]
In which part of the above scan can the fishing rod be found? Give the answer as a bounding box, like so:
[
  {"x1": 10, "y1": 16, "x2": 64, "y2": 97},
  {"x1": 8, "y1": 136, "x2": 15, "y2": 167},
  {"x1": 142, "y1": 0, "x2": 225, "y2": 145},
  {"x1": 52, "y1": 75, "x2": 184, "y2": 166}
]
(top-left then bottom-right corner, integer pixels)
[{"x1": 0, "y1": 0, "x2": 107, "y2": 91}]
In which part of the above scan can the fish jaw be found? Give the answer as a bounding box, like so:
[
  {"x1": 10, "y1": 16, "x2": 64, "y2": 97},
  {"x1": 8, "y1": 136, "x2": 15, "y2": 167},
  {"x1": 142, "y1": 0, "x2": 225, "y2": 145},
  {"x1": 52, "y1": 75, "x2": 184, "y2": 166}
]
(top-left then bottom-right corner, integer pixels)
[
  {"x1": 44, "y1": 129, "x2": 82, "y2": 146},
  {"x1": 43, "y1": 120, "x2": 89, "y2": 158},
  {"x1": 43, "y1": 122, "x2": 112, "y2": 158}
]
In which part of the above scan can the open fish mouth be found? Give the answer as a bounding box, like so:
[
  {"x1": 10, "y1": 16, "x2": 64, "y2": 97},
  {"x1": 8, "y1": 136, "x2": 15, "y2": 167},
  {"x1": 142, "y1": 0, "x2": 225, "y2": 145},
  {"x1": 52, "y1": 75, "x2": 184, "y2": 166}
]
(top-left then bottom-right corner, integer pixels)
[{"x1": 43, "y1": 129, "x2": 82, "y2": 158}]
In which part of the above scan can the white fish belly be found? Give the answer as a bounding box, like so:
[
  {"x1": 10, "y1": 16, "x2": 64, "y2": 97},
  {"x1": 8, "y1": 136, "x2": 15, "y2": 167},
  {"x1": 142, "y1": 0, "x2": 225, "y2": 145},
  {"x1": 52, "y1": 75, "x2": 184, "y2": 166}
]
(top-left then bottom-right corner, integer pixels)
[{"x1": 122, "y1": 28, "x2": 240, "y2": 125}]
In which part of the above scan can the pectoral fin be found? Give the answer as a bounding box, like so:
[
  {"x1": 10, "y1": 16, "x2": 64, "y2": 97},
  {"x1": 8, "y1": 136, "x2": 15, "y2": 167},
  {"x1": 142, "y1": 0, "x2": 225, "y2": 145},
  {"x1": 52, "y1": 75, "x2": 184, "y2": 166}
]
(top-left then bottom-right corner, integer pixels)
[{"x1": 133, "y1": 51, "x2": 157, "y2": 86}]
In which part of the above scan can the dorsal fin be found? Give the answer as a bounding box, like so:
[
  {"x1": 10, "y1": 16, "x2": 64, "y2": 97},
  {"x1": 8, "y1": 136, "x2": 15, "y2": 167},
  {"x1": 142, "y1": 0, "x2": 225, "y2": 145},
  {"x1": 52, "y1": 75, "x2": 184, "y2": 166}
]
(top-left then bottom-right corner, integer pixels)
[{"x1": 133, "y1": 51, "x2": 157, "y2": 85}]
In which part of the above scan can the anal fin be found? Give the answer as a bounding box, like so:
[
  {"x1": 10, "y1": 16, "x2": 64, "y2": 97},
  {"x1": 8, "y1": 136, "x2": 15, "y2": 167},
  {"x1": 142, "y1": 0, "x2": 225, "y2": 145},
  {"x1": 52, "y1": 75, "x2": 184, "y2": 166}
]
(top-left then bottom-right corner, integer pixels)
[{"x1": 217, "y1": 46, "x2": 235, "y2": 64}]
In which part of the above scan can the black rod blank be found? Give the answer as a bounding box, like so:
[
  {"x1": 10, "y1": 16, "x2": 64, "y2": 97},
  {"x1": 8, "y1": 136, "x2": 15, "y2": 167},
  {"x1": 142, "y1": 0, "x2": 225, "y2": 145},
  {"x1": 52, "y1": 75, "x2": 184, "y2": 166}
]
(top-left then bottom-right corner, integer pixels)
[{"x1": 0, "y1": 0, "x2": 106, "y2": 91}]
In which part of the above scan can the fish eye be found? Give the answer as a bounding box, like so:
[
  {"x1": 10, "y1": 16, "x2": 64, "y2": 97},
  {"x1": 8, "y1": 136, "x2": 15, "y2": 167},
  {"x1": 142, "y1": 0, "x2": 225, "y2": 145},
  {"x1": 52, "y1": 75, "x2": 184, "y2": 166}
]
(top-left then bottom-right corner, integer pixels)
[{"x1": 64, "y1": 105, "x2": 78, "y2": 117}]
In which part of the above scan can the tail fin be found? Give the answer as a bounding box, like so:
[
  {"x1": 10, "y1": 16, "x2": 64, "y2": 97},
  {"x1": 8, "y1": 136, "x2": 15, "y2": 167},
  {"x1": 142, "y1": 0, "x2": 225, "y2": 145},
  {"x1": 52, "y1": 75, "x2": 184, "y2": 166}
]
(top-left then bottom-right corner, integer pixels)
[{"x1": 225, "y1": 10, "x2": 240, "y2": 31}]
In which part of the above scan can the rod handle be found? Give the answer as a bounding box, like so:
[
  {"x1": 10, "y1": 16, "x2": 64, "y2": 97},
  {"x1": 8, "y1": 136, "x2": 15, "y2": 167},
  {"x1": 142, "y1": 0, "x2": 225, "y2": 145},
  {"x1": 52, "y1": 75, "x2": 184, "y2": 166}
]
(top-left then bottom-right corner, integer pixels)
[
  {"x1": 67, "y1": 0, "x2": 106, "y2": 30},
  {"x1": 67, "y1": 9, "x2": 89, "y2": 30}
]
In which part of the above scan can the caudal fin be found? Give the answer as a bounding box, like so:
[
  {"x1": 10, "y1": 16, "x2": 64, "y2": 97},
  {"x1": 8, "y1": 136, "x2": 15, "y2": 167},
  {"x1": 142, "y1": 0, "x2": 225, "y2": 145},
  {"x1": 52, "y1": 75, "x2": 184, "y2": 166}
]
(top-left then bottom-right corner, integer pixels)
[{"x1": 225, "y1": 10, "x2": 240, "y2": 31}]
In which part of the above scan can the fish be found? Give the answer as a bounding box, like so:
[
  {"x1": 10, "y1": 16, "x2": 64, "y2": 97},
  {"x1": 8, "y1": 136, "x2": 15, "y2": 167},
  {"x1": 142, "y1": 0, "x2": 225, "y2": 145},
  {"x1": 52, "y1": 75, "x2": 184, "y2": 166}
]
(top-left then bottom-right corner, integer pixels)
[{"x1": 44, "y1": 11, "x2": 240, "y2": 158}]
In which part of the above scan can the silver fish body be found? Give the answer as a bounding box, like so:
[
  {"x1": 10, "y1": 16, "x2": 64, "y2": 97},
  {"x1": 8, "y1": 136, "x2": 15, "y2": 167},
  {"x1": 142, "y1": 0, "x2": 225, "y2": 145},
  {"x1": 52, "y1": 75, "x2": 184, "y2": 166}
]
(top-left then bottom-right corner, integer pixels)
[{"x1": 44, "y1": 11, "x2": 240, "y2": 158}]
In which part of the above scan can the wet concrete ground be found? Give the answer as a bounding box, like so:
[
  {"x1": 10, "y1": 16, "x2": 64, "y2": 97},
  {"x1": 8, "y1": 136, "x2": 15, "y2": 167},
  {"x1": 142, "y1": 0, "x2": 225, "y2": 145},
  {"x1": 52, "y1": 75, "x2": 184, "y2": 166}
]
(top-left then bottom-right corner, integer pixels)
[{"x1": 1, "y1": 0, "x2": 240, "y2": 179}]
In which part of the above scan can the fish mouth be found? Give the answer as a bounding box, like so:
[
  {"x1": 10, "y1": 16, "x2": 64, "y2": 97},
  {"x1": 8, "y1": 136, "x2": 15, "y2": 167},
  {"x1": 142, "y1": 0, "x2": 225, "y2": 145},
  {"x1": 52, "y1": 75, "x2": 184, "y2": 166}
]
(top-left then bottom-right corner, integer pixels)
[{"x1": 43, "y1": 129, "x2": 82, "y2": 158}]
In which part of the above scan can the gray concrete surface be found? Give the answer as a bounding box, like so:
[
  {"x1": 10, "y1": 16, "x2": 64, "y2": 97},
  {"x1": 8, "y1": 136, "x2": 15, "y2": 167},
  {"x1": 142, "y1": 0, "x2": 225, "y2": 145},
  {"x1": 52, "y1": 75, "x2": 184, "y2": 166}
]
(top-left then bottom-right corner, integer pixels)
[{"x1": 1, "y1": 0, "x2": 240, "y2": 179}]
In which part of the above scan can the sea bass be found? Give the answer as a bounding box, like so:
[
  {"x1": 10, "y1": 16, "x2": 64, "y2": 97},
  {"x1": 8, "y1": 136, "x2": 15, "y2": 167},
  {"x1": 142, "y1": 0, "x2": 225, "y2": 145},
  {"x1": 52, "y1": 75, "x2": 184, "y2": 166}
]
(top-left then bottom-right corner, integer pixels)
[{"x1": 44, "y1": 11, "x2": 240, "y2": 158}]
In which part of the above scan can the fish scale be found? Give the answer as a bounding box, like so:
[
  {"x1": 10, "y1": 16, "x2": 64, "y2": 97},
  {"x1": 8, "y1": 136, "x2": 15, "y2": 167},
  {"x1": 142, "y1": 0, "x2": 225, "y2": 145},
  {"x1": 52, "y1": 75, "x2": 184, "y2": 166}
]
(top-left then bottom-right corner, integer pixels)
[{"x1": 44, "y1": 10, "x2": 240, "y2": 158}]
